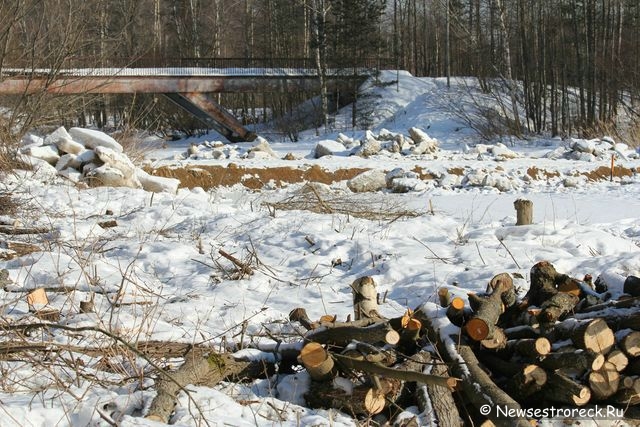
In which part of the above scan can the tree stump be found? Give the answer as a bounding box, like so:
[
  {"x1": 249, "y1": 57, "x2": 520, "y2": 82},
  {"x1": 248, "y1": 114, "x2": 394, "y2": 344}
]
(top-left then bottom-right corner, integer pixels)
[{"x1": 514, "y1": 198, "x2": 533, "y2": 226}]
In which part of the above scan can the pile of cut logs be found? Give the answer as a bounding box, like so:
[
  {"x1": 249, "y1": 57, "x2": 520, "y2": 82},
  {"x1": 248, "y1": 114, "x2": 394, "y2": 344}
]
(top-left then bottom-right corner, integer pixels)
[
  {"x1": 428, "y1": 260, "x2": 640, "y2": 425},
  {"x1": 287, "y1": 262, "x2": 640, "y2": 426},
  {"x1": 288, "y1": 275, "x2": 461, "y2": 425}
]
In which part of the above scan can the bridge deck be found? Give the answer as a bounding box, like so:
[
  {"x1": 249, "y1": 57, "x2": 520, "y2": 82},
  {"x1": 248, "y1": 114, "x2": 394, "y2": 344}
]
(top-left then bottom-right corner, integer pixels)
[
  {"x1": 0, "y1": 66, "x2": 370, "y2": 142},
  {"x1": 0, "y1": 67, "x2": 368, "y2": 95}
]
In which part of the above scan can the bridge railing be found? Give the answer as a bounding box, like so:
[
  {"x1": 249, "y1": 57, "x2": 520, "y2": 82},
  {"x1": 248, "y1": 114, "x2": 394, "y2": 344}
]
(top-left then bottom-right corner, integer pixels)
[{"x1": 2, "y1": 57, "x2": 393, "y2": 76}]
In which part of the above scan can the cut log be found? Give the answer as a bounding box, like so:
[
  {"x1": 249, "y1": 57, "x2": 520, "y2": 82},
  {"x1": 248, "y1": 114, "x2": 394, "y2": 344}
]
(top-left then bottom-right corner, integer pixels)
[
  {"x1": 612, "y1": 387, "x2": 640, "y2": 406},
  {"x1": 525, "y1": 261, "x2": 562, "y2": 307},
  {"x1": 607, "y1": 349, "x2": 629, "y2": 372},
  {"x1": 480, "y1": 327, "x2": 507, "y2": 350},
  {"x1": 0, "y1": 241, "x2": 41, "y2": 260},
  {"x1": 342, "y1": 342, "x2": 397, "y2": 366},
  {"x1": 465, "y1": 274, "x2": 516, "y2": 342},
  {"x1": 619, "y1": 330, "x2": 640, "y2": 357},
  {"x1": 298, "y1": 342, "x2": 335, "y2": 381},
  {"x1": 305, "y1": 379, "x2": 396, "y2": 416},
  {"x1": 487, "y1": 273, "x2": 517, "y2": 307},
  {"x1": 577, "y1": 295, "x2": 640, "y2": 314},
  {"x1": 544, "y1": 370, "x2": 591, "y2": 406},
  {"x1": 539, "y1": 349, "x2": 605, "y2": 372},
  {"x1": 445, "y1": 297, "x2": 466, "y2": 327},
  {"x1": 0, "y1": 225, "x2": 48, "y2": 234},
  {"x1": 413, "y1": 305, "x2": 530, "y2": 426},
  {"x1": 453, "y1": 340, "x2": 531, "y2": 426},
  {"x1": 624, "y1": 276, "x2": 640, "y2": 297},
  {"x1": 478, "y1": 351, "x2": 547, "y2": 400},
  {"x1": 467, "y1": 292, "x2": 483, "y2": 312},
  {"x1": 305, "y1": 321, "x2": 400, "y2": 347},
  {"x1": 620, "y1": 375, "x2": 640, "y2": 390},
  {"x1": 363, "y1": 387, "x2": 387, "y2": 415},
  {"x1": 351, "y1": 276, "x2": 382, "y2": 320},
  {"x1": 553, "y1": 318, "x2": 615, "y2": 354},
  {"x1": 588, "y1": 361, "x2": 620, "y2": 400},
  {"x1": 525, "y1": 261, "x2": 580, "y2": 324},
  {"x1": 509, "y1": 364, "x2": 547, "y2": 400},
  {"x1": 503, "y1": 325, "x2": 541, "y2": 341},
  {"x1": 506, "y1": 337, "x2": 551, "y2": 358}
]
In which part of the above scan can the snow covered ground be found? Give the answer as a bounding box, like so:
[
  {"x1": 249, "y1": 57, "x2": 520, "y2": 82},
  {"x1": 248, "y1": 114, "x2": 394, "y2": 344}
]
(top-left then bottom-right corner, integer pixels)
[{"x1": 1, "y1": 71, "x2": 639, "y2": 426}]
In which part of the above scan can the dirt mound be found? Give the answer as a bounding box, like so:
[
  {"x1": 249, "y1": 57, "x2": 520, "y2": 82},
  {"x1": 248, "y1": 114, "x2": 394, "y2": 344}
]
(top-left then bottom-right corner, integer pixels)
[{"x1": 149, "y1": 164, "x2": 369, "y2": 190}]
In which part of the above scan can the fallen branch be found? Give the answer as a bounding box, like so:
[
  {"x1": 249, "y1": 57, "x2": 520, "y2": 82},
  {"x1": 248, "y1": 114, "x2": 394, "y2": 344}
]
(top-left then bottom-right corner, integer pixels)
[
  {"x1": 332, "y1": 353, "x2": 458, "y2": 390},
  {"x1": 0, "y1": 225, "x2": 49, "y2": 235},
  {"x1": 218, "y1": 249, "x2": 253, "y2": 276}
]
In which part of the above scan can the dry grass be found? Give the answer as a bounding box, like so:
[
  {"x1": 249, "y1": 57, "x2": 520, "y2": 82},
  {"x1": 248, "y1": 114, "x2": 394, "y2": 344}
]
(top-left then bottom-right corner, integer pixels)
[
  {"x1": 0, "y1": 192, "x2": 16, "y2": 217},
  {"x1": 264, "y1": 183, "x2": 425, "y2": 221},
  {"x1": 580, "y1": 118, "x2": 640, "y2": 148},
  {"x1": 112, "y1": 129, "x2": 156, "y2": 165}
]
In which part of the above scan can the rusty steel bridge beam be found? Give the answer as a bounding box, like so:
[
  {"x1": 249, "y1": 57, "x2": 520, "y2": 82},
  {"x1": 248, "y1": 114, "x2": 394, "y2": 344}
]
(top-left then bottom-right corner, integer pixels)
[{"x1": 0, "y1": 75, "x2": 359, "y2": 95}]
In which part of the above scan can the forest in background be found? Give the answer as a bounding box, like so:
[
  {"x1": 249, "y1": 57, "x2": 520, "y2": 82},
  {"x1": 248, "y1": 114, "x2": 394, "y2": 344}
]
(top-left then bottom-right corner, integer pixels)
[{"x1": 0, "y1": 0, "x2": 639, "y2": 142}]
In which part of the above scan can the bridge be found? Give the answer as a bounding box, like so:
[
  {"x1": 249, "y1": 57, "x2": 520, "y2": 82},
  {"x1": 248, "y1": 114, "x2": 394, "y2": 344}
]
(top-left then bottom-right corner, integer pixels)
[{"x1": 0, "y1": 58, "x2": 381, "y2": 142}]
